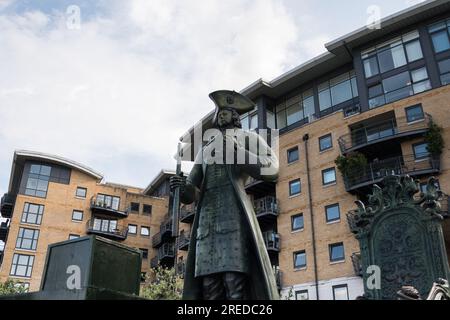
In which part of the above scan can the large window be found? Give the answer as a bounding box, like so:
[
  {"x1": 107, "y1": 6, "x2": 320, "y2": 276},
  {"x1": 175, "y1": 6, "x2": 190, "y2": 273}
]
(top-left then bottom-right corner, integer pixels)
[
  {"x1": 326, "y1": 204, "x2": 340, "y2": 223},
  {"x1": 92, "y1": 218, "x2": 117, "y2": 233},
  {"x1": 333, "y1": 285, "x2": 349, "y2": 300},
  {"x1": 21, "y1": 203, "x2": 44, "y2": 225},
  {"x1": 95, "y1": 194, "x2": 120, "y2": 211},
  {"x1": 438, "y1": 58, "x2": 450, "y2": 85},
  {"x1": 318, "y1": 71, "x2": 358, "y2": 112},
  {"x1": 72, "y1": 210, "x2": 83, "y2": 222},
  {"x1": 294, "y1": 250, "x2": 306, "y2": 269},
  {"x1": 295, "y1": 290, "x2": 309, "y2": 300},
  {"x1": 25, "y1": 164, "x2": 51, "y2": 198},
  {"x1": 287, "y1": 147, "x2": 299, "y2": 164},
  {"x1": 319, "y1": 134, "x2": 333, "y2": 152},
  {"x1": 405, "y1": 104, "x2": 424, "y2": 123},
  {"x1": 276, "y1": 89, "x2": 315, "y2": 129},
  {"x1": 289, "y1": 179, "x2": 301, "y2": 196},
  {"x1": 429, "y1": 19, "x2": 450, "y2": 54},
  {"x1": 291, "y1": 214, "x2": 304, "y2": 231},
  {"x1": 240, "y1": 109, "x2": 258, "y2": 131},
  {"x1": 368, "y1": 67, "x2": 431, "y2": 108},
  {"x1": 16, "y1": 228, "x2": 39, "y2": 250},
  {"x1": 329, "y1": 242, "x2": 345, "y2": 262},
  {"x1": 322, "y1": 168, "x2": 337, "y2": 186},
  {"x1": 140, "y1": 226, "x2": 150, "y2": 237},
  {"x1": 10, "y1": 254, "x2": 34, "y2": 277},
  {"x1": 413, "y1": 142, "x2": 429, "y2": 160},
  {"x1": 362, "y1": 30, "x2": 423, "y2": 78}
]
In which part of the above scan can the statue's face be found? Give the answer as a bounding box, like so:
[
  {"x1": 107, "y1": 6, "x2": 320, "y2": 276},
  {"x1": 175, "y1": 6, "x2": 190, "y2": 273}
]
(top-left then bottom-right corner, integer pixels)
[{"x1": 217, "y1": 109, "x2": 233, "y2": 127}]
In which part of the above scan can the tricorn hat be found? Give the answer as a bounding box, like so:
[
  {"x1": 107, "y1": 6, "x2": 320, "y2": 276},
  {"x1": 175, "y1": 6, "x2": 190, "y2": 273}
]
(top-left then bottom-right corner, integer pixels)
[{"x1": 209, "y1": 90, "x2": 256, "y2": 124}]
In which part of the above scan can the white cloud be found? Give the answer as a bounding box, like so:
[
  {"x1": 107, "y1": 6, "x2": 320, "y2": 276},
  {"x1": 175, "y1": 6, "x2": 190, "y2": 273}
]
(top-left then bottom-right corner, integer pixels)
[{"x1": 0, "y1": 0, "x2": 302, "y2": 193}]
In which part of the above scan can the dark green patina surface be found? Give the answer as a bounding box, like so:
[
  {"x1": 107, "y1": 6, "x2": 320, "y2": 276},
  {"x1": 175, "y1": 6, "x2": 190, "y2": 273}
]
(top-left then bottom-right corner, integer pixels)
[{"x1": 348, "y1": 174, "x2": 450, "y2": 300}]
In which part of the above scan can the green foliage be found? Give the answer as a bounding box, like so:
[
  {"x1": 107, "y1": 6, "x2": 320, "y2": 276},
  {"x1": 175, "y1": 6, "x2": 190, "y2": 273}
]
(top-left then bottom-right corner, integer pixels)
[
  {"x1": 335, "y1": 152, "x2": 368, "y2": 176},
  {"x1": 282, "y1": 286, "x2": 294, "y2": 300},
  {"x1": 140, "y1": 266, "x2": 183, "y2": 300},
  {"x1": 0, "y1": 279, "x2": 28, "y2": 296},
  {"x1": 425, "y1": 121, "x2": 444, "y2": 156}
]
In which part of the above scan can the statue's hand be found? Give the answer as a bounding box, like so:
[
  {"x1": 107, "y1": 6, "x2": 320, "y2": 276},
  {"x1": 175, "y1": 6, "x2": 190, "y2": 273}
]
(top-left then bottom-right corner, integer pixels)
[{"x1": 170, "y1": 175, "x2": 186, "y2": 192}]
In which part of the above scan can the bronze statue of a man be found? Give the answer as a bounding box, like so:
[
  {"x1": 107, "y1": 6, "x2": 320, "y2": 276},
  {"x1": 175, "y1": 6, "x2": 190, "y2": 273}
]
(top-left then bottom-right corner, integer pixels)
[{"x1": 170, "y1": 90, "x2": 279, "y2": 300}]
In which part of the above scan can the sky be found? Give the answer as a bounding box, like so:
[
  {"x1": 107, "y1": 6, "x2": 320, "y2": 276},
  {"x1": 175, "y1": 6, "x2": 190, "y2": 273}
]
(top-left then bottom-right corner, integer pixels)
[{"x1": 0, "y1": 0, "x2": 428, "y2": 197}]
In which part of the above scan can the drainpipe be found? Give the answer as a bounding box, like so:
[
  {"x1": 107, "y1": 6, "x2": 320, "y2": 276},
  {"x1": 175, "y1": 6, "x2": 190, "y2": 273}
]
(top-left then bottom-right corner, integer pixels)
[{"x1": 303, "y1": 133, "x2": 320, "y2": 300}]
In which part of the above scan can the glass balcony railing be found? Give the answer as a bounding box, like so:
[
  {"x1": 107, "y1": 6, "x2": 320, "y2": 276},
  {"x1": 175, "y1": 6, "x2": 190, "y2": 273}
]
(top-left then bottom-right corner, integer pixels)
[
  {"x1": 90, "y1": 195, "x2": 128, "y2": 218},
  {"x1": 86, "y1": 219, "x2": 128, "y2": 241},
  {"x1": 343, "y1": 154, "x2": 440, "y2": 192},
  {"x1": 338, "y1": 114, "x2": 432, "y2": 154}
]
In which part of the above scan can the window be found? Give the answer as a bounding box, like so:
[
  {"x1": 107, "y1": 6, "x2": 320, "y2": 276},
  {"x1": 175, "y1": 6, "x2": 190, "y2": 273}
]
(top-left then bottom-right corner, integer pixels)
[
  {"x1": 420, "y1": 180, "x2": 440, "y2": 194},
  {"x1": 95, "y1": 194, "x2": 120, "y2": 210},
  {"x1": 295, "y1": 290, "x2": 309, "y2": 300},
  {"x1": 291, "y1": 214, "x2": 304, "y2": 231},
  {"x1": 294, "y1": 250, "x2": 306, "y2": 269},
  {"x1": 369, "y1": 67, "x2": 431, "y2": 108},
  {"x1": 143, "y1": 204, "x2": 152, "y2": 215},
  {"x1": 362, "y1": 30, "x2": 423, "y2": 78},
  {"x1": 428, "y1": 19, "x2": 450, "y2": 53},
  {"x1": 287, "y1": 147, "x2": 299, "y2": 164},
  {"x1": 333, "y1": 285, "x2": 349, "y2": 300},
  {"x1": 240, "y1": 109, "x2": 258, "y2": 131},
  {"x1": 318, "y1": 71, "x2": 358, "y2": 112},
  {"x1": 326, "y1": 204, "x2": 340, "y2": 223},
  {"x1": 16, "y1": 228, "x2": 39, "y2": 250},
  {"x1": 413, "y1": 142, "x2": 429, "y2": 160},
  {"x1": 72, "y1": 210, "x2": 83, "y2": 221},
  {"x1": 92, "y1": 218, "x2": 118, "y2": 233},
  {"x1": 276, "y1": 89, "x2": 315, "y2": 129},
  {"x1": 319, "y1": 134, "x2": 333, "y2": 151},
  {"x1": 438, "y1": 58, "x2": 450, "y2": 85},
  {"x1": 10, "y1": 254, "x2": 34, "y2": 277},
  {"x1": 322, "y1": 168, "x2": 337, "y2": 186},
  {"x1": 140, "y1": 248, "x2": 148, "y2": 259},
  {"x1": 405, "y1": 104, "x2": 424, "y2": 123},
  {"x1": 289, "y1": 179, "x2": 301, "y2": 196},
  {"x1": 140, "y1": 226, "x2": 150, "y2": 237},
  {"x1": 329, "y1": 242, "x2": 345, "y2": 262},
  {"x1": 14, "y1": 282, "x2": 29, "y2": 292},
  {"x1": 69, "y1": 234, "x2": 80, "y2": 240},
  {"x1": 21, "y1": 203, "x2": 44, "y2": 225},
  {"x1": 128, "y1": 224, "x2": 137, "y2": 235},
  {"x1": 130, "y1": 202, "x2": 140, "y2": 213},
  {"x1": 75, "y1": 187, "x2": 87, "y2": 198},
  {"x1": 25, "y1": 164, "x2": 51, "y2": 198}
]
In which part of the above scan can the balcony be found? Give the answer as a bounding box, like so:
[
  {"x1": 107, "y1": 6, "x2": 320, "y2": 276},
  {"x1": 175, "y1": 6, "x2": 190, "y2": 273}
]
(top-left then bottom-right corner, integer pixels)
[
  {"x1": 343, "y1": 154, "x2": 441, "y2": 193},
  {"x1": 351, "y1": 252, "x2": 363, "y2": 277},
  {"x1": 1, "y1": 193, "x2": 16, "y2": 218},
  {"x1": 338, "y1": 114, "x2": 431, "y2": 155},
  {"x1": 177, "y1": 232, "x2": 190, "y2": 251},
  {"x1": 263, "y1": 231, "x2": 280, "y2": 253},
  {"x1": 245, "y1": 177, "x2": 276, "y2": 198},
  {"x1": 150, "y1": 256, "x2": 159, "y2": 269},
  {"x1": 152, "y1": 231, "x2": 162, "y2": 248},
  {"x1": 90, "y1": 195, "x2": 128, "y2": 218},
  {"x1": 274, "y1": 267, "x2": 282, "y2": 290},
  {"x1": 86, "y1": 219, "x2": 128, "y2": 241},
  {"x1": 157, "y1": 243, "x2": 175, "y2": 267},
  {"x1": 0, "y1": 220, "x2": 9, "y2": 242},
  {"x1": 439, "y1": 194, "x2": 449, "y2": 218},
  {"x1": 179, "y1": 205, "x2": 195, "y2": 224},
  {"x1": 254, "y1": 197, "x2": 278, "y2": 223},
  {"x1": 176, "y1": 261, "x2": 186, "y2": 278}
]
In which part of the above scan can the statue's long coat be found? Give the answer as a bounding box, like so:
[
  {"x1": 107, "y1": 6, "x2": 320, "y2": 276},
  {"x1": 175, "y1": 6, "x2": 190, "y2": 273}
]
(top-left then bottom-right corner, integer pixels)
[{"x1": 182, "y1": 130, "x2": 280, "y2": 300}]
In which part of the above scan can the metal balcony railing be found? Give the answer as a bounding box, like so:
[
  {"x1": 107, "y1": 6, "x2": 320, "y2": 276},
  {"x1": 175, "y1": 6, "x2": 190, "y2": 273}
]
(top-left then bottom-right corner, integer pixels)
[
  {"x1": 176, "y1": 262, "x2": 186, "y2": 277},
  {"x1": 274, "y1": 267, "x2": 282, "y2": 289},
  {"x1": 177, "y1": 232, "x2": 190, "y2": 251},
  {"x1": 254, "y1": 197, "x2": 278, "y2": 218},
  {"x1": 439, "y1": 194, "x2": 449, "y2": 217},
  {"x1": 343, "y1": 154, "x2": 440, "y2": 192},
  {"x1": 152, "y1": 231, "x2": 162, "y2": 248},
  {"x1": 150, "y1": 256, "x2": 159, "y2": 269},
  {"x1": 179, "y1": 205, "x2": 195, "y2": 224},
  {"x1": 0, "y1": 193, "x2": 16, "y2": 218},
  {"x1": 90, "y1": 195, "x2": 128, "y2": 218},
  {"x1": 86, "y1": 219, "x2": 128, "y2": 240},
  {"x1": 351, "y1": 252, "x2": 363, "y2": 277},
  {"x1": 158, "y1": 243, "x2": 175, "y2": 260},
  {"x1": 338, "y1": 114, "x2": 431, "y2": 154},
  {"x1": 263, "y1": 231, "x2": 280, "y2": 252}
]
